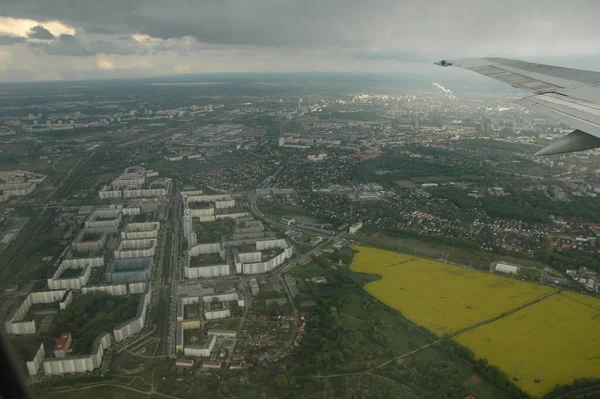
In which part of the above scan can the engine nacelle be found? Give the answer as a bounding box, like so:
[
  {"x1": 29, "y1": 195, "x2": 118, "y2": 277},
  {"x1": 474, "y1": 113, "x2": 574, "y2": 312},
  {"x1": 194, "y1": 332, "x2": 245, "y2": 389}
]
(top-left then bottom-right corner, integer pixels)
[{"x1": 435, "y1": 60, "x2": 453, "y2": 67}]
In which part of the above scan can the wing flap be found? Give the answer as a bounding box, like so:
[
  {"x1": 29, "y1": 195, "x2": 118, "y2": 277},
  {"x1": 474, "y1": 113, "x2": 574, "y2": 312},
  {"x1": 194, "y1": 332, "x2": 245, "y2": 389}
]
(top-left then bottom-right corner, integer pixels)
[
  {"x1": 516, "y1": 93, "x2": 600, "y2": 140},
  {"x1": 534, "y1": 130, "x2": 600, "y2": 156},
  {"x1": 436, "y1": 57, "x2": 600, "y2": 154},
  {"x1": 467, "y1": 64, "x2": 563, "y2": 92},
  {"x1": 451, "y1": 58, "x2": 570, "y2": 92}
]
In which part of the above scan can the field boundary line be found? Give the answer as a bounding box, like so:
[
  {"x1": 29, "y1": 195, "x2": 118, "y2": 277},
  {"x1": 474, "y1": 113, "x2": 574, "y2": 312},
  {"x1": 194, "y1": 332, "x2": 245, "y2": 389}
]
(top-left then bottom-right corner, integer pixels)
[
  {"x1": 340, "y1": 313, "x2": 371, "y2": 324},
  {"x1": 313, "y1": 370, "x2": 418, "y2": 395},
  {"x1": 47, "y1": 383, "x2": 181, "y2": 399},
  {"x1": 375, "y1": 341, "x2": 438, "y2": 369},
  {"x1": 560, "y1": 292, "x2": 600, "y2": 314},
  {"x1": 450, "y1": 290, "x2": 558, "y2": 338}
]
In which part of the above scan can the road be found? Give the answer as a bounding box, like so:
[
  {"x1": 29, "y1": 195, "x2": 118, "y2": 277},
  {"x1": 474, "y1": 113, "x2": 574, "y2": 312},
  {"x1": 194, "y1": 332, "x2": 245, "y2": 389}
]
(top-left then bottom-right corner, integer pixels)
[
  {"x1": 555, "y1": 383, "x2": 600, "y2": 399},
  {"x1": 160, "y1": 187, "x2": 181, "y2": 356},
  {"x1": 279, "y1": 274, "x2": 299, "y2": 347},
  {"x1": 48, "y1": 383, "x2": 181, "y2": 399}
]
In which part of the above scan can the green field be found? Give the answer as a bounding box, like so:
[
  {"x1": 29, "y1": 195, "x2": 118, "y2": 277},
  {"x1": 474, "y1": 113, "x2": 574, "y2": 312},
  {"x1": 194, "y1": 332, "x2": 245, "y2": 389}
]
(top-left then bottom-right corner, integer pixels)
[
  {"x1": 260, "y1": 203, "x2": 330, "y2": 224},
  {"x1": 43, "y1": 385, "x2": 148, "y2": 399},
  {"x1": 205, "y1": 317, "x2": 241, "y2": 331},
  {"x1": 307, "y1": 279, "x2": 511, "y2": 398},
  {"x1": 338, "y1": 291, "x2": 433, "y2": 357},
  {"x1": 348, "y1": 232, "x2": 548, "y2": 270},
  {"x1": 290, "y1": 261, "x2": 336, "y2": 278}
]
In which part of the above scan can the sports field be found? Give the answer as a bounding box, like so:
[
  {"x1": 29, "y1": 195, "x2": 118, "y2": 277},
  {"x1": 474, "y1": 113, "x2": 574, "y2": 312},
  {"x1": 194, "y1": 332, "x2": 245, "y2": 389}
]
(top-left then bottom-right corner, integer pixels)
[
  {"x1": 349, "y1": 245, "x2": 553, "y2": 335},
  {"x1": 350, "y1": 245, "x2": 600, "y2": 396}
]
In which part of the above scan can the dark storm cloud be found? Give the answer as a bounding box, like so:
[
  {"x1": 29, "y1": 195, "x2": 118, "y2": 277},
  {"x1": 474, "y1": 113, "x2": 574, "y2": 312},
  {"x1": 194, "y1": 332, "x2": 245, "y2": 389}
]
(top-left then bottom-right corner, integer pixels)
[
  {"x1": 27, "y1": 24, "x2": 55, "y2": 39},
  {"x1": 27, "y1": 32, "x2": 148, "y2": 57},
  {"x1": 2, "y1": 0, "x2": 600, "y2": 83},
  {"x1": 58, "y1": 34, "x2": 77, "y2": 43},
  {"x1": 4, "y1": 0, "x2": 600, "y2": 55},
  {"x1": 0, "y1": 35, "x2": 26, "y2": 45},
  {"x1": 40, "y1": 34, "x2": 96, "y2": 56},
  {"x1": 88, "y1": 36, "x2": 148, "y2": 56}
]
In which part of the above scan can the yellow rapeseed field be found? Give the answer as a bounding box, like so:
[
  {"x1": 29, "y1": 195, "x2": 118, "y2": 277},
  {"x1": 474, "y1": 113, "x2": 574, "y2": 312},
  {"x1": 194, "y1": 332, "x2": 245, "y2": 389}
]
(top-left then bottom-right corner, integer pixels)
[
  {"x1": 456, "y1": 292, "x2": 600, "y2": 396},
  {"x1": 350, "y1": 245, "x2": 553, "y2": 335},
  {"x1": 349, "y1": 245, "x2": 600, "y2": 397}
]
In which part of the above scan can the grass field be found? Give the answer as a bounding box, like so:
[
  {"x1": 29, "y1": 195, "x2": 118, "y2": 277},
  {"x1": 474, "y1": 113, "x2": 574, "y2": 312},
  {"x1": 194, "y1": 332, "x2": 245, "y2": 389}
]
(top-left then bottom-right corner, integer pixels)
[
  {"x1": 456, "y1": 291, "x2": 600, "y2": 396},
  {"x1": 335, "y1": 289, "x2": 510, "y2": 398},
  {"x1": 205, "y1": 317, "x2": 241, "y2": 331},
  {"x1": 350, "y1": 245, "x2": 600, "y2": 397},
  {"x1": 350, "y1": 245, "x2": 553, "y2": 335},
  {"x1": 44, "y1": 385, "x2": 148, "y2": 399},
  {"x1": 348, "y1": 232, "x2": 548, "y2": 270},
  {"x1": 291, "y1": 261, "x2": 336, "y2": 278}
]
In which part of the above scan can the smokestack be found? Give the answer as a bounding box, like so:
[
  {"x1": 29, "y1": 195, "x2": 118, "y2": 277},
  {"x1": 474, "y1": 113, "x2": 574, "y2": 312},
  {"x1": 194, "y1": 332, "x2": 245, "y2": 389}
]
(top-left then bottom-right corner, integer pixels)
[{"x1": 432, "y1": 82, "x2": 455, "y2": 98}]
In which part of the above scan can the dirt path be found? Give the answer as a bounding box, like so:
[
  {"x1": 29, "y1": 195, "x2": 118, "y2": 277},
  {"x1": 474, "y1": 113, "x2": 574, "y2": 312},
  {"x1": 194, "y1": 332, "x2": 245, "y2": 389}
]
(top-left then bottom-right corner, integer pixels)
[{"x1": 48, "y1": 383, "x2": 181, "y2": 399}]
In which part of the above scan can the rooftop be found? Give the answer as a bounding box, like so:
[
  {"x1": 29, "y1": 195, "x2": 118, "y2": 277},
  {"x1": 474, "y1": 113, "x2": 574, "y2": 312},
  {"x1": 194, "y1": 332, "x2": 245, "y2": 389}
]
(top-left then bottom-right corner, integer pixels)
[{"x1": 55, "y1": 333, "x2": 71, "y2": 350}]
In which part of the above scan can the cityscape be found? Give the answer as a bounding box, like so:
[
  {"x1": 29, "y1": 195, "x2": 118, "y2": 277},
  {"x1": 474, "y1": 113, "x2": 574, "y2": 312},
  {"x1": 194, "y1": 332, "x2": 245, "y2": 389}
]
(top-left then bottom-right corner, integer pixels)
[{"x1": 0, "y1": 72, "x2": 600, "y2": 399}]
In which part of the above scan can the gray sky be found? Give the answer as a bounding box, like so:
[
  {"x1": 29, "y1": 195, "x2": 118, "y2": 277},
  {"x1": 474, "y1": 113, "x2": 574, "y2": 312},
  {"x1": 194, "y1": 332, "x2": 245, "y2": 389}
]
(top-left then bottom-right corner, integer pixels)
[{"x1": 1, "y1": 0, "x2": 599, "y2": 82}]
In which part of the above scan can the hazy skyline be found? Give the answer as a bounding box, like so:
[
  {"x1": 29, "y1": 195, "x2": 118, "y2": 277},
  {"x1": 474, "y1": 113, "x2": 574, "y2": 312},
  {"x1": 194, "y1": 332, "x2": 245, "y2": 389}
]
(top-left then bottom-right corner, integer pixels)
[{"x1": 1, "y1": 0, "x2": 600, "y2": 82}]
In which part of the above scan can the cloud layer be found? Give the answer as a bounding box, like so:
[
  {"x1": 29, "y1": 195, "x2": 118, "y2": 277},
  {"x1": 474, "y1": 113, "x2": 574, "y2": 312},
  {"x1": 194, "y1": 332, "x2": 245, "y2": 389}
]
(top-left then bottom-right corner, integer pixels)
[
  {"x1": 27, "y1": 24, "x2": 54, "y2": 39},
  {"x1": 1, "y1": 0, "x2": 600, "y2": 82}
]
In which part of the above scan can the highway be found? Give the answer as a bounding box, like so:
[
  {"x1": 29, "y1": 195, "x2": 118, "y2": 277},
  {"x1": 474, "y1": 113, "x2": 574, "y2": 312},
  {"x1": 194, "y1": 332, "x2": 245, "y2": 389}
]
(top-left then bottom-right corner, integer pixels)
[{"x1": 160, "y1": 187, "x2": 182, "y2": 357}]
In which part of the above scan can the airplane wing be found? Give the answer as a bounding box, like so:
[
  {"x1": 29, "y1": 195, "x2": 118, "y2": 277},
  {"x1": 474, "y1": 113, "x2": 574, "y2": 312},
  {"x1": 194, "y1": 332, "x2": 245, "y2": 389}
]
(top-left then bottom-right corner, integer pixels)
[{"x1": 435, "y1": 58, "x2": 600, "y2": 155}]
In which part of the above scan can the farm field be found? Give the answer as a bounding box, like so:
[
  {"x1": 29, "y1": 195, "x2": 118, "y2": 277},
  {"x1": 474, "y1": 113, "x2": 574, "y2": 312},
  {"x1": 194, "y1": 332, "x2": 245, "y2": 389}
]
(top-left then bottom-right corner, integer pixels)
[
  {"x1": 349, "y1": 245, "x2": 553, "y2": 335},
  {"x1": 456, "y1": 292, "x2": 600, "y2": 396},
  {"x1": 349, "y1": 245, "x2": 600, "y2": 397}
]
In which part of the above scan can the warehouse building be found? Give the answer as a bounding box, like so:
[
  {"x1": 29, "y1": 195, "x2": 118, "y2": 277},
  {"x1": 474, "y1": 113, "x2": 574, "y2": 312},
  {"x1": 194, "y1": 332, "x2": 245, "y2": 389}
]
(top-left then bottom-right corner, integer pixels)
[{"x1": 494, "y1": 262, "x2": 519, "y2": 275}]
